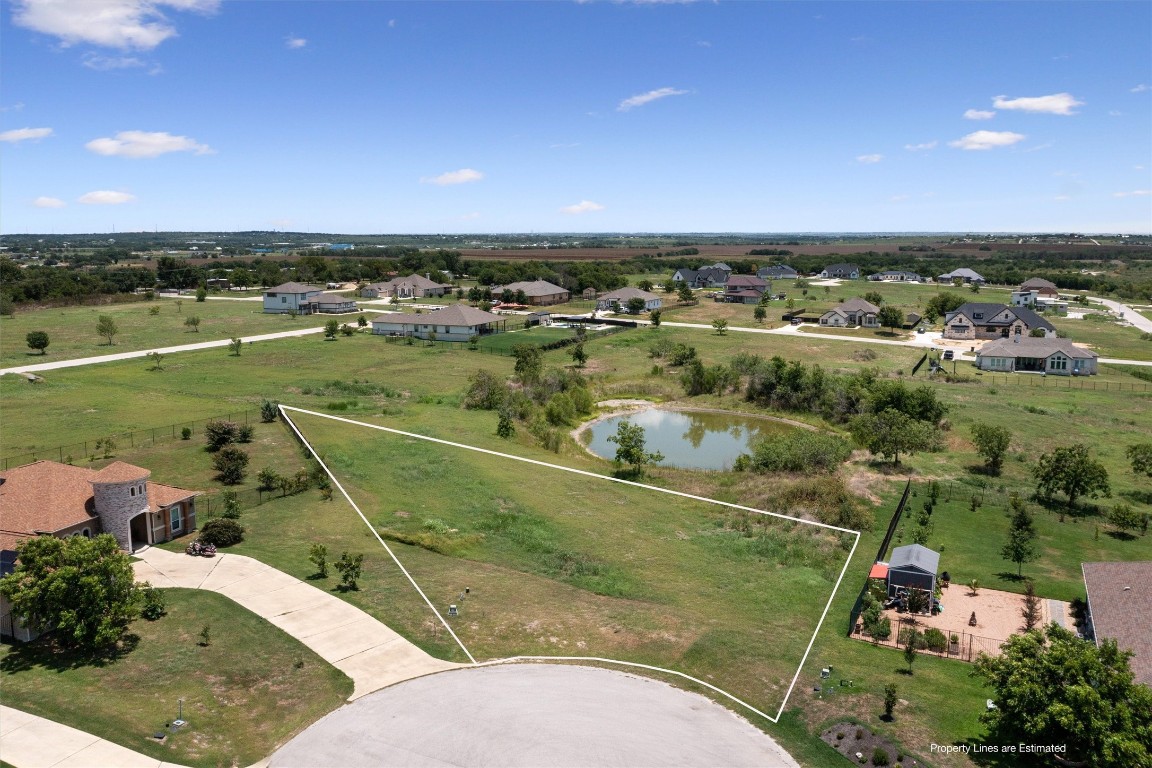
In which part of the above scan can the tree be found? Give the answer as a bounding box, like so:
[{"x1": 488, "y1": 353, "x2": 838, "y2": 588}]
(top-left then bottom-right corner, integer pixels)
[
  {"x1": 878, "y1": 305, "x2": 904, "y2": 332},
  {"x1": 1021, "y1": 580, "x2": 1041, "y2": 630},
  {"x1": 512, "y1": 344, "x2": 542, "y2": 385},
  {"x1": 677, "y1": 282, "x2": 695, "y2": 304},
  {"x1": 849, "y1": 409, "x2": 938, "y2": 465},
  {"x1": 334, "y1": 552, "x2": 364, "y2": 591},
  {"x1": 212, "y1": 446, "x2": 250, "y2": 485},
  {"x1": 626, "y1": 296, "x2": 647, "y2": 315},
  {"x1": 753, "y1": 305, "x2": 767, "y2": 324},
  {"x1": 903, "y1": 635, "x2": 918, "y2": 674},
  {"x1": 184, "y1": 315, "x2": 201, "y2": 333},
  {"x1": 496, "y1": 409, "x2": 515, "y2": 439},
  {"x1": 195, "y1": 286, "x2": 207, "y2": 302},
  {"x1": 309, "y1": 543, "x2": 329, "y2": 578},
  {"x1": 260, "y1": 400, "x2": 279, "y2": 423},
  {"x1": 357, "y1": 314, "x2": 368, "y2": 328},
  {"x1": 96, "y1": 315, "x2": 119, "y2": 345},
  {"x1": 1033, "y1": 443, "x2": 1110, "y2": 514},
  {"x1": 663, "y1": 277, "x2": 677, "y2": 294},
  {"x1": 883, "y1": 683, "x2": 898, "y2": 720},
  {"x1": 1126, "y1": 443, "x2": 1152, "y2": 477},
  {"x1": 219, "y1": 490, "x2": 241, "y2": 519},
  {"x1": 971, "y1": 422, "x2": 1011, "y2": 475},
  {"x1": 607, "y1": 420, "x2": 664, "y2": 478},
  {"x1": 324, "y1": 318, "x2": 340, "y2": 339},
  {"x1": 712, "y1": 318, "x2": 728, "y2": 335},
  {"x1": 0, "y1": 534, "x2": 140, "y2": 650},
  {"x1": 637, "y1": 279, "x2": 654, "y2": 292},
  {"x1": 569, "y1": 342, "x2": 587, "y2": 368},
  {"x1": 649, "y1": 309, "x2": 662, "y2": 327},
  {"x1": 1001, "y1": 495, "x2": 1039, "y2": 576},
  {"x1": 863, "y1": 291, "x2": 884, "y2": 306},
  {"x1": 463, "y1": 369, "x2": 508, "y2": 410},
  {"x1": 974, "y1": 623, "x2": 1152, "y2": 767},
  {"x1": 1108, "y1": 503, "x2": 1143, "y2": 536},
  {"x1": 924, "y1": 292, "x2": 966, "y2": 321},
  {"x1": 256, "y1": 467, "x2": 281, "y2": 491},
  {"x1": 25, "y1": 331, "x2": 49, "y2": 355},
  {"x1": 147, "y1": 351, "x2": 164, "y2": 371},
  {"x1": 204, "y1": 419, "x2": 240, "y2": 451},
  {"x1": 228, "y1": 337, "x2": 243, "y2": 356}
]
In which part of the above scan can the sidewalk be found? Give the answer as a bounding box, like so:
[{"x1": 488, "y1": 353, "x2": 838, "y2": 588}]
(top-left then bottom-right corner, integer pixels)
[
  {"x1": 0, "y1": 705, "x2": 186, "y2": 768},
  {"x1": 132, "y1": 548, "x2": 461, "y2": 700}
]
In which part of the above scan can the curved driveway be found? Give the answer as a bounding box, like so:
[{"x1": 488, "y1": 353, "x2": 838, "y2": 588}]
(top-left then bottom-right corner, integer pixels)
[{"x1": 269, "y1": 664, "x2": 799, "y2": 768}]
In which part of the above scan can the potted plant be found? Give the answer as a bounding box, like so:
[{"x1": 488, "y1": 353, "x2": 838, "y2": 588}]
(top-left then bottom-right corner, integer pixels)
[{"x1": 950, "y1": 633, "x2": 960, "y2": 654}]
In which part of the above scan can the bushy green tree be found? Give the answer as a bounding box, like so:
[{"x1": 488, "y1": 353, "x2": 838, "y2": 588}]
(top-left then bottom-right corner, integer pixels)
[
  {"x1": 849, "y1": 409, "x2": 938, "y2": 465},
  {"x1": 324, "y1": 318, "x2": 340, "y2": 339},
  {"x1": 649, "y1": 308, "x2": 662, "y2": 326},
  {"x1": 463, "y1": 369, "x2": 508, "y2": 410},
  {"x1": 878, "y1": 305, "x2": 904, "y2": 331},
  {"x1": 204, "y1": 419, "x2": 240, "y2": 451},
  {"x1": 1033, "y1": 443, "x2": 1110, "y2": 514},
  {"x1": 712, "y1": 318, "x2": 728, "y2": 335},
  {"x1": 25, "y1": 331, "x2": 49, "y2": 355},
  {"x1": 184, "y1": 315, "x2": 201, "y2": 332},
  {"x1": 96, "y1": 315, "x2": 119, "y2": 345},
  {"x1": 0, "y1": 534, "x2": 140, "y2": 650},
  {"x1": 198, "y1": 518, "x2": 245, "y2": 546},
  {"x1": 512, "y1": 344, "x2": 543, "y2": 385},
  {"x1": 309, "y1": 543, "x2": 329, "y2": 578},
  {"x1": 260, "y1": 400, "x2": 279, "y2": 422},
  {"x1": 607, "y1": 420, "x2": 664, "y2": 478},
  {"x1": 974, "y1": 624, "x2": 1152, "y2": 767},
  {"x1": 334, "y1": 552, "x2": 364, "y2": 591},
  {"x1": 569, "y1": 342, "x2": 587, "y2": 368},
  {"x1": 1001, "y1": 494, "x2": 1039, "y2": 575},
  {"x1": 971, "y1": 422, "x2": 1012, "y2": 475},
  {"x1": 212, "y1": 446, "x2": 249, "y2": 485},
  {"x1": 1126, "y1": 443, "x2": 1152, "y2": 477}
]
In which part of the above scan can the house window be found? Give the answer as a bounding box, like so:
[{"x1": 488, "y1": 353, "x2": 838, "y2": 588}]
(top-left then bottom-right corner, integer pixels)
[
  {"x1": 170, "y1": 505, "x2": 182, "y2": 533},
  {"x1": 1050, "y1": 355, "x2": 1067, "y2": 371},
  {"x1": 82, "y1": 528, "x2": 91, "y2": 538},
  {"x1": 281, "y1": 296, "x2": 287, "y2": 304},
  {"x1": 973, "y1": 313, "x2": 984, "y2": 320},
  {"x1": 130, "y1": 486, "x2": 136, "y2": 496}
]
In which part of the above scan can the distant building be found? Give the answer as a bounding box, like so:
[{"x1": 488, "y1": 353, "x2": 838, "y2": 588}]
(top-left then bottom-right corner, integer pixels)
[
  {"x1": 722, "y1": 275, "x2": 770, "y2": 304},
  {"x1": 975, "y1": 337, "x2": 1098, "y2": 376},
  {"x1": 672, "y1": 267, "x2": 729, "y2": 288},
  {"x1": 488, "y1": 280, "x2": 570, "y2": 306},
  {"x1": 819, "y1": 297, "x2": 880, "y2": 327},
  {"x1": 362, "y1": 274, "x2": 453, "y2": 299},
  {"x1": 370, "y1": 304, "x2": 507, "y2": 341},
  {"x1": 819, "y1": 263, "x2": 861, "y2": 280},
  {"x1": 1019, "y1": 277, "x2": 1059, "y2": 297},
  {"x1": 943, "y1": 303, "x2": 1055, "y2": 340},
  {"x1": 938, "y1": 268, "x2": 985, "y2": 284},
  {"x1": 596, "y1": 287, "x2": 663, "y2": 312},
  {"x1": 757, "y1": 265, "x2": 798, "y2": 280},
  {"x1": 868, "y1": 270, "x2": 922, "y2": 282}
]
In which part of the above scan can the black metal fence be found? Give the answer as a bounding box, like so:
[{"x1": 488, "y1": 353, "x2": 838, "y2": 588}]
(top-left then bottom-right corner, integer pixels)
[
  {"x1": 847, "y1": 479, "x2": 912, "y2": 635},
  {"x1": 850, "y1": 619, "x2": 1006, "y2": 662},
  {"x1": 1, "y1": 408, "x2": 263, "y2": 471}
]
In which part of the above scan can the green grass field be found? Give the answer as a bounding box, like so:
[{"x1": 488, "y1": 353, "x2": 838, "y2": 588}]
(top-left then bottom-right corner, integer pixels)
[{"x1": 0, "y1": 589, "x2": 351, "y2": 768}]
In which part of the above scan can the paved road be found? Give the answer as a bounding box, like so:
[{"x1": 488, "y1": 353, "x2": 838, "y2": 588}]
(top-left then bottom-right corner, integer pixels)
[
  {"x1": 269, "y1": 664, "x2": 799, "y2": 768},
  {"x1": 0, "y1": 326, "x2": 326, "y2": 376},
  {"x1": 133, "y1": 548, "x2": 460, "y2": 700},
  {"x1": 1090, "y1": 296, "x2": 1152, "y2": 334}
]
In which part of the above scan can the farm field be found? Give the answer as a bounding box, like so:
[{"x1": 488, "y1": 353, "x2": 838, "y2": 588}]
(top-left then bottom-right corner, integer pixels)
[{"x1": 0, "y1": 589, "x2": 352, "y2": 768}]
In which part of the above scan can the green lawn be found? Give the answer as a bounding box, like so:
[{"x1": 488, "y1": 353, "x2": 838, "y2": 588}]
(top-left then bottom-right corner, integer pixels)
[
  {"x1": 0, "y1": 589, "x2": 352, "y2": 768},
  {"x1": 475, "y1": 325, "x2": 581, "y2": 352},
  {"x1": 1049, "y1": 314, "x2": 1152, "y2": 360}
]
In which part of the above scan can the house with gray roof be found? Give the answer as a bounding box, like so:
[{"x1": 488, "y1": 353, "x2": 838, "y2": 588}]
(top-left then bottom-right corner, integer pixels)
[
  {"x1": 819, "y1": 297, "x2": 880, "y2": 327},
  {"x1": 370, "y1": 304, "x2": 507, "y2": 341},
  {"x1": 820, "y1": 263, "x2": 862, "y2": 280},
  {"x1": 723, "y1": 274, "x2": 770, "y2": 304},
  {"x1": 938, "y1": 267, "x2": 986, "y2": 284},
  {"x1": 975, "y1": 337, "x2": 1098, "y2": 376},
  {"x1": 757, "y1": 264, "x2": 799, "y2": 280},
  {"x1": 489, "y1": 280, "x2": 570, "y2": 306},
  {"x1": 263, "y1": 282, "x2": 323, "y2": 313},
  {"x1": 943, "y1": 303, "x2": 1055, "y2": 340},
  {"x1": 672, "y1": 267, "x2": 729, "y2": 288},
  {"x1": 596, "y1": 287, "x2": 663, "y2": 313}
]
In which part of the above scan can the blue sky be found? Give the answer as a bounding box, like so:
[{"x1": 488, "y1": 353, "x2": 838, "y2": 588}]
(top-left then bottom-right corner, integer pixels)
[{"x1": 2, "y1": 0, "x2": 1150, "y2": 234}]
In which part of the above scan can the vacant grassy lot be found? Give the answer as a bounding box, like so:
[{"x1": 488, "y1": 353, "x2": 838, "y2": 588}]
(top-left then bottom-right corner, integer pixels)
[
  {"x1": 0, "y1": 589, "x2": 352, "y2": 768},
  {"x1": 660, "y1": 299, "x2": 788, "y2": 329},
  {"x1": 1050, "y1": 313, "x2": 1152, "y2": 360}
]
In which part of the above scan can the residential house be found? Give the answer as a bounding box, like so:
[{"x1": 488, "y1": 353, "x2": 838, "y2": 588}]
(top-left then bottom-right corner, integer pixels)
[
  {"x1": 722, "y1": 274, "x2": 770, "y2": 304},
  {"x1": 886, "y1": 544, "x2": 940, "y2": 603},
  {"x1": 943, "y1": 303, "x2": 1055, "y2": 340},
  {"x1": 672, "y1": 267, "x2": 729, "y2": 289},
  {"x1": 819, "y1": 263, "x2": 861, "y2": 280},
  {"x1": 1019, "y1": 277, "x2": 1059, "y2": 298},
  {"x1": 596, "y1": 287, "x2": 663, "y2": 313},
  {"x1": 361, "y1": 274, "x2": 453, "y2": 299},
  {"x1": 307, "y1": 292, "x2": 358, "y2": 314},
  {"x1": 1081, "y1": 561, "x2": 1152, "y2": 687},
  {"x1": 757, "y1": 265, "x2": 799, "y2": 281},
  {"x1": 868, "y1": 270, "x2": 922, "y2": 282},
  {"x1": 1012, "y1": 289, "x2": 1069, "y2": 313},
  {"x1": 489, "y1": 280, "x2": 570, "y2": 306},
  {"x1": 0, "y1": 459, "x2": 199, "y2": 638},
  {"x1": 937, "y1": 268, "x2": 986, "y2": 284},
  {"x1": 371, "y1": 304, "x2": 507, "y2": 341},
  {"x1": 975, "y1": 338, "x2": 1098, "y2": 376},
  {"x1": 263, "y1": 282, "x2": 323, "y2": 313},
  {"x1": 819, "y1": 297, "x2": 880, "y2": 327}
]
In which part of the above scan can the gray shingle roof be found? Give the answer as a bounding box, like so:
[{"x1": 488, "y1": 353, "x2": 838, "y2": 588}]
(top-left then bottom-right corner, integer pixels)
[
  {"x1": 1082, "y1": 561, "x2": 1152, "y2": 687},
  {"x1": 493, "y1": 280, "x2": 568, "y2": 297},
  {"x1": 841, "y1": 297, "x2": 880, "y2": 313},
  {"x1": 938, "y1": 268, "x2": 985, "y2": 281},
  {"x1": 1020, "y1": 277, "x2": 1058, "y2": 291},
  {"x1": 265, "y1": 282, "x2": 322, "y2": 294},
  {"x1": 978, "y1": 337, "x2": 1098, "y2": 360},
  {"x1": 599, "y1": 287, "x2": 662, "y2": 302},
  {"x1": 889, "y1": 544, "x2": 940, "y2": 574},
  {"x1": 1009, "y1": 307, "x2": 1055, "y2": 331}
]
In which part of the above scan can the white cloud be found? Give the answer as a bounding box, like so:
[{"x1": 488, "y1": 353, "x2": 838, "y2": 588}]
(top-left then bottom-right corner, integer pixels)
[
  {"x1": 285, "y1": 36, "x2": 307, "y2": 49},
  {"x1": 0, "y1": 127, "x2": 53, "y2": 143},
  {"x1": 560, "y1": 200, "x2": 605, "y2": 214},
  {"x1": 388, "y1": 19, "x2": 396, "y2": 28},
  {"x1": 12, "y1": 0, "x2": 219, "y2": 50},
  {"x1": 459, "y1": 212, "x2": 481, "y2": 220},
  {"x1": 33, "y1": 196, "x2": 66, "y2": 208},
  {"x1": 617, "y1": 87, "x2": 688, "y2": 112},
  {"x1": 904, "y1": 141, "x2": 937, "y2": 152},
  {"x1": 82, "y1": 53, "x2": 147, "y2": 70},
  {"x1": 85, "y1": 130, "x2": 214, "y2": 158},
  {"x1": 421, "y1": 168, "x2": 484, "y2": 185},
  {"x1": 890, "y1": 194, "x2": 910, "y2": 202},
  {"x1": 1131, "y1": 84, "x2": 1149, "y2": 93},
  {"x1": 78, "y1": 190, "x2": 135, "y2": 204},
  {"x1": 550, "y1": 142, "x2": 581, "y2": 149},
  {"x1": 963, "y1": 109, "x2": 996, "y2": 120},
  {"x1": 948, "y1": 130, "x2": 1026, "y2": 150},
  {"x1": 695, "y1": 40, "x2": 711, "y2": 47},
  {"x1": 992, "y1": 92, "x2": 1083, "y2": 115},
  {"x1": 1109, "y1": 110, "x2": 1124, "y2": 117},
  {"x1": 856, "y1": 154, "x2": 883, "y2": 164},
  {"x1": 1113, "y1": 190, "x2": 1151, "y2": 198}
]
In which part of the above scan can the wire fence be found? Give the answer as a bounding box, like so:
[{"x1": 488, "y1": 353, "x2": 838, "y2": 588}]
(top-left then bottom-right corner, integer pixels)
[
  {"x1": 377, "y1": 323, "x2": 632, "y2": 355},
  {"x1": 1, "y1": 408, "x2": 264, "y2": 471},
  {"x1": 970, "y1": 373, "x2": 1150, "y2": 392},
  {"x1": 850, "y1": 621, "x2": 1006, "y2": 662}
]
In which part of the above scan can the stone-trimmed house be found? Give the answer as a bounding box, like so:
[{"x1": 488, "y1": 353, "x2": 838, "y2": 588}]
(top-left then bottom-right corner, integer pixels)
[
  {"x1": 361, "y1": 274, "x2": 453, "y2": 299},
  {"x1": 1081, "y1": 561, "x2": 1152, "y2": 688},
  {"x1": 489, "y1": 280, "x2": 570, "y2": 306},
  {"x1": 943, "y1": 303, "x2": 1055, "y2": 341},
  {"x1": 937, "y1": 268, "x2": 985, "y2": 285},
  {"x1": 868, "y1": 270, "x2": 922, "y2": 282},
  {"x1": 263, "y1": 282, "x2": 323, "y2": 313},
  {"x1": 757, "y1": 265, "x2": 799, "y2": 281},
  {"x1": 0, "y1": 460, "x2": 200, "y2": 639},
  {"x1": 371, "y1": 304, "x2": 507, "y2": 341},
  {"x1": 672, "y1": 267, "x2": 729, "y2": 289},
  {"x1": 975, "y1": 338, "x2": 1098, "y2": 376},
  {"x1": 819, "y1": 263, "x2": 861, "y2": 280},
  {"x1": 1019, "y1": 277, "x2": 1059, "y2": 298},
  {"x1": 819, "y1": 297, "x2": 880, "y2": 327},
  {"x1": 596, "y1": 287, "x2": 663, "y2": 313},
  {"x1": 722, "y1": 274, "x2": 770, "y2": 304}
]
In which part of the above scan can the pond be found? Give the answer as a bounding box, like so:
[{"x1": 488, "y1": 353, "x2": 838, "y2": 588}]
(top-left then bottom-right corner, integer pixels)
[{"x1": 580, "y1": 408, "x2": 801, "y2": 471}]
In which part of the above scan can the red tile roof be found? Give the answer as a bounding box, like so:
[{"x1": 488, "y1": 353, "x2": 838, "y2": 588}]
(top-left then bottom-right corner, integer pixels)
[
  {"x1": 91, "y1": 461, "x2": 150, "y2": 483},
  {"x1": 1083, "y1": 561, "x2": 1152, "y2": 688}
]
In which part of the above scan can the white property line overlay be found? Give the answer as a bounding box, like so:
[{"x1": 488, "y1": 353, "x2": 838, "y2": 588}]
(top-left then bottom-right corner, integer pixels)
[{"x1": 280, "y1": 405, "x2": 861, "y2": 723}]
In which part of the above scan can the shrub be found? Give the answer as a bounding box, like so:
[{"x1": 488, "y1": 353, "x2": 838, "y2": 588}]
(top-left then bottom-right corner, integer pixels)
[
  {"x1": 309, "y1": 543, "x2": 328, "y2": 578},
  {"x1": 181, "y1": 427, "x2": 192, "y2": 440},
  {"x1": 139, "y1": 584, "x2": 167, "y2": 620},
  {"x1": 923, "y1": 627, "x2": 948, "y2": 652},
  {"x1": 873, "y1": 747, "x2": 891, "y2": 766},
  {"x1": 260, "y1": 400, "x2": 279, "y2": 422},
  {"x1": 334, "y1": 551, "x2": 364, "y2": 590},
  {"x1": 204, "y1": 419, "x2": 240, "y2": 451},
  {"x1": 749, "y1": 431, "x2": 852, "y2": 474},
  {"x1": 463, "y1": 369, "x2": 509, "y2": 410},
  {"x1": 212, "y1": 447, "x2": 250, "y2": 485},
  {"x1": 218, "y1": 490, "x2": 242, "y2": 519},
  {"x1": 257, "y1": 467, "x2": 280, "y2": 491},
  {"x1": 198, "y1": 518, "x2": 245, "y2": 547}
]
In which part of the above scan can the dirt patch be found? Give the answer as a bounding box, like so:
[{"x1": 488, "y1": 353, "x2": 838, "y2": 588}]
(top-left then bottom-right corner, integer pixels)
[
  {"x1": 845, "y1": 461, "x2": 887, "y2": 504},
  {"x1": 822, "y1": 722, "x2": 919, "y2": 766}
]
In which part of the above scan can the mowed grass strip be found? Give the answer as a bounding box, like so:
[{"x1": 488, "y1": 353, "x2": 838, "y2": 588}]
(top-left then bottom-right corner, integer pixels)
[
  {"x1": 0, "y1": 589, "x2": 352, "y2": 768},
  {"x1": 285, "y1": 410, "x2": 854, "y2": 716}
]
